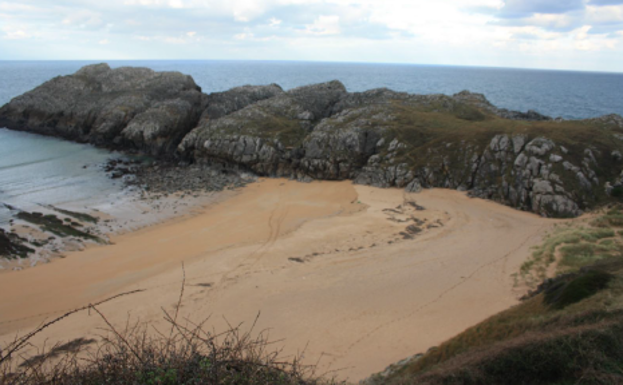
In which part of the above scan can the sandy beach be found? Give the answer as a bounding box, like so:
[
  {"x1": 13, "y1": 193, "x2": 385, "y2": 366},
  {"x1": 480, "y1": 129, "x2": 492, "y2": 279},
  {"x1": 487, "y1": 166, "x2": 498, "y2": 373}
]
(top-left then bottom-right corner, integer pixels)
[{"x1": 0, "y1": 179, "x2": 555, "y2": 381}]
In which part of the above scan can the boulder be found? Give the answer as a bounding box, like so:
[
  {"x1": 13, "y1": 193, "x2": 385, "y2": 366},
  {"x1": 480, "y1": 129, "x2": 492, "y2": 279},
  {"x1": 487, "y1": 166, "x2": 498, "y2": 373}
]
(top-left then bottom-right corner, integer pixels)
[{"x1": 200, "y1": 84, "x2": 284, "y2": 121}]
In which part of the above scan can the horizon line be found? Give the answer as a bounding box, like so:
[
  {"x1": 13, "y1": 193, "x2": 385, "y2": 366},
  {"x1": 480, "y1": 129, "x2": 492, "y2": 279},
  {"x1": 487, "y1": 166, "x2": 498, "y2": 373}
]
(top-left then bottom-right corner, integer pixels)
[{"x1": 1, "y1": 58, "x2": 622, "y2": 76}]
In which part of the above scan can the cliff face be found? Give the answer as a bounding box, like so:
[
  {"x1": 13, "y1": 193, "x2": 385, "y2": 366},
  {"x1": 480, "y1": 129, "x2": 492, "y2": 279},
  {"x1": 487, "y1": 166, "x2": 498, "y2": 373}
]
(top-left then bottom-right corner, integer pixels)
[{"x1": 2, "y1": 64, "x2": 623, "y2": 218}]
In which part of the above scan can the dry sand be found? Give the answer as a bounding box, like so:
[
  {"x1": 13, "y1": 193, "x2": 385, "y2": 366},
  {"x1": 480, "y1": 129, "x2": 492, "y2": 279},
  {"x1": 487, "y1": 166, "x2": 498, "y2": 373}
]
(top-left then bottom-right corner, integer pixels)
[{"x1": 0, "y1": 179, "x2": 554, "y2": 382}]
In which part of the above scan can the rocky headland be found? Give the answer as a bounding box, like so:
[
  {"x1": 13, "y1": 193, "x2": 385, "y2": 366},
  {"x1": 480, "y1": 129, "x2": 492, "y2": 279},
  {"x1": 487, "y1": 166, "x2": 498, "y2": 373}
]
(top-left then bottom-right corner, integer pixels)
[{"x1": 2, "y1": 63, "x2": 623, "y2": 221}]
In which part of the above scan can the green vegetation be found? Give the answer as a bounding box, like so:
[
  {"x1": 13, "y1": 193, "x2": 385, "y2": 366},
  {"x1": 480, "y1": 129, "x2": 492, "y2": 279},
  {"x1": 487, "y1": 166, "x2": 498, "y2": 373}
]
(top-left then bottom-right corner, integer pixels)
[
  {"x1": 544, "y1": 270, "x2": 614, "y2": 310},
  {"x1": 520, "y1": 208, "x2": 623, "y2": 283},
  {"x1": 381, "y1": 101, "x2": 620, "y2": 169},
  {"x1": 592, "y1": 208, "x2": 623, "y2": 228},
  {"x1": 558, "y1": 242, "x2": 618, "y2": 271},
  {"x1": 212, "y1": 108, "x2": 308, "y2": 148},
  {"x1": 255, "y1": 114, "x2": 308, "y2": 148}
]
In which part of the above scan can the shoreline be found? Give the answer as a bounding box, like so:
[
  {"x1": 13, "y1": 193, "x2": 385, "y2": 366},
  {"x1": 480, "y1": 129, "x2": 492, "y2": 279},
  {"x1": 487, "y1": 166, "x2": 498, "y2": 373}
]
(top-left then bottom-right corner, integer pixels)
[
  {"x1": 0, "y1": 179, "x2": 557, "y2": 381},
  {"x1": 0, "y1": 159, "x2": 253, "y2": 271}
]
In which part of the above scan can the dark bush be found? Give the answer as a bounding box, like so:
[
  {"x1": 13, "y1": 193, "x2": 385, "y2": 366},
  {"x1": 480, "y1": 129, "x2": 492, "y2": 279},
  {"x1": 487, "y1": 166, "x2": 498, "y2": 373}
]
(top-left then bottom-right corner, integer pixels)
[{"x1": 544, "y1": 270, "x2": 613, "y2": 310}]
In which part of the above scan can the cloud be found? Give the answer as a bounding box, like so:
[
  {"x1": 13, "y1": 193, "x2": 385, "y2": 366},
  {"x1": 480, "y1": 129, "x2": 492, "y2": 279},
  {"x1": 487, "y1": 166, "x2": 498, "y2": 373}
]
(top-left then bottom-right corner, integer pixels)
[
  {"x1": 99, "y1": 38, "x2": 110, "y2": 44},
  {"x1": 507, "y1": 26, "x2": 563, "y2": 40},
  {"x1": 168, "y1": 0, "x2": 184, "y2": 8},
  {"x1": 0, "y1": 0, "x2": 622, "y2": 72},
  {"x1": 498, "y1": 0, "x2": 585, "y2": 18},
  {"x1": 586, "y1": 4, "x2": 623, "y2": 25},
  {"x1": 234, "y1": 28, "x2": 254, "y2": 39},
  {"x1": 492, "y1": 2, "x2": 623, "y2": 34},
  {"x1": 590, "y1": 0, "x2": 623, "y2": 5},
  {"x1": 2, "y1": 28, "x2": 31, "y2": 40},
  {"x1": 305, "y1": 15, "x2": 340, "y2": 35},
  {"x1": 497, "y1": 12, "x2": 579, "y2": 31},
  {"x1": 232, "y1": 0, "x2": 267, "y2": 22},
  {"x1": 62, "y1": 10, "x2": 104, "y2": 29}
]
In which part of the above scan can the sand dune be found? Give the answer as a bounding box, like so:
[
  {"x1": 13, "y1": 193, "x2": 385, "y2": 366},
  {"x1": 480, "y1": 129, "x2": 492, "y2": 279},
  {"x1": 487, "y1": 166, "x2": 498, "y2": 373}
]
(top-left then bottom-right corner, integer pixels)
[{"x1": 0, "y1": 179, "x2": 555, "y2": 381}]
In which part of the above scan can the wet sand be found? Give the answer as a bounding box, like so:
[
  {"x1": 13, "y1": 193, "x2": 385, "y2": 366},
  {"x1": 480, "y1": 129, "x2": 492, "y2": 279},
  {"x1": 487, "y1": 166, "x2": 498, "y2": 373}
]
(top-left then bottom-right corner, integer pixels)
[{"x1": 0, "y1": 179, "x2": 554, "y2": 381}]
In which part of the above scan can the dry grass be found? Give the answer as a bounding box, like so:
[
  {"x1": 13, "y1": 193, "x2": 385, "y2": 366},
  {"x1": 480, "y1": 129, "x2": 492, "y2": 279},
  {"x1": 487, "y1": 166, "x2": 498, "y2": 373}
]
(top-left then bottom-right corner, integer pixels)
[{"x1": 519, "y1": 207, "x2": 623, "y2": 285}]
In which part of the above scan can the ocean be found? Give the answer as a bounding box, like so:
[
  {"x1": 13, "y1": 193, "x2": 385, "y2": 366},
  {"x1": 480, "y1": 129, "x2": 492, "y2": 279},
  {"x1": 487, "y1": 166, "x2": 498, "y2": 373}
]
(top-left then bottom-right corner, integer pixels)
[{"x1": 1, "y1": 60, "x2": 623, "y2": 224}]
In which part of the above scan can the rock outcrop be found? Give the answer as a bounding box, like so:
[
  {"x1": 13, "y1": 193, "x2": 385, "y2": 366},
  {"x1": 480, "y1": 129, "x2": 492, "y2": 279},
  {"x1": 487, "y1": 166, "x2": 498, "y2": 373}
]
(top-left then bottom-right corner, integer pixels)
[
  {"x1": 3, "y1": 64, "x2": 623, "y2": 218},
  {"x1": 0, "y1": 63, "x2": 204, "y2": 157},
  {"x1": 177, "y1": 80, "x2": 347, "y2": 176},
  {"x1": 200, "y1": 84, "x2": 284, "y2": 121}
]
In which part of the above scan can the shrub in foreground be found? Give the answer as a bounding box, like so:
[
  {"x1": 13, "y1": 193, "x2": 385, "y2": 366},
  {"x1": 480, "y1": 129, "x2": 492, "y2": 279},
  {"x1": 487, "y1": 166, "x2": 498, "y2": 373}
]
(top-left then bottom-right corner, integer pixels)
[
  {"x1": 0, "y1": 288, "x2": 336, "y2": 385},
  {"x1": 1, "y1": 316, "x2": 333, "y2": 385}
]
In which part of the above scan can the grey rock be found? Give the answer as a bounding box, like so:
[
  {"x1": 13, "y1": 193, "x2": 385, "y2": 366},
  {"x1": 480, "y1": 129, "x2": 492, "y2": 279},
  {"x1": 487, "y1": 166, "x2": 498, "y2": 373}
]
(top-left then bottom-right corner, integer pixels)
[
  {"x1": 514, "y1": 153, "x2": 528, "y2": 168},
  {"x1": 563, "y1": 161, "x2": 580, "y2": 173},
  {"x1": 200, "y1": 84, "x2": 284, "y2": 121},
  {"x1": 512, "y1": 135, "x2": 527, "y2": 154},
  {"x1": 332, "y1": 88, "x2": 410, "y2": 114},
  {"x1": 606, "y1": 182, "x2": 614, "y2": 196},
  {"x1": 590, "y1": 113, "x2": 623, "y2": 128},
  {"x1": 577, "y1": 171, "x2": 593, "y2": 190},
  {"x1": 288, "y1": 80, "x2": 347, "y2": 120},
  {"x1": 0, "y1": 63, "x2": 203, "y2": 157},
  {"x1": 405, "y1": 179, "x2": 423, "y2": 193},
  {"x1": 533, "y1": 180, "x2": 554, "y2": 194},
  {"x1": 525, "y1": 137, "x2": 555, "y2": 156}
]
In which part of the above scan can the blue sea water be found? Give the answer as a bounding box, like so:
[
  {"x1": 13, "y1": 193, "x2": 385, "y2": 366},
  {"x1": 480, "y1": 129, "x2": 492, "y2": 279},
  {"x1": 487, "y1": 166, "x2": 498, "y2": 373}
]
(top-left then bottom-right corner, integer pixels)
[
  {"x1": 1, "y1": 60, "x2": 623, "y2": 224},
  {"x1": 2, "y1": 60, "x2": 623, "y2": 119}
]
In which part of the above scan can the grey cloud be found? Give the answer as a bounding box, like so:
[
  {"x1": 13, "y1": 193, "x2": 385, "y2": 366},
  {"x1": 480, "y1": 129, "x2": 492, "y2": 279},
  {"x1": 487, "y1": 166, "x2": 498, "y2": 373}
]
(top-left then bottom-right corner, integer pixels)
[
  {"x1": 490, "y1": 2, "x2": 623, "y2": 35},
  {"x1": 587, "y1": 24, "x2": 623, "y2": 34},
  {"x1": 589, "y1": 0, "x2": 623, "y2": 5},
  {"x1": 511, "y1": 32, "x2": 557, "y2": 40},
  {"x1": 231, "y1": 4, "x2": 403, "y2": 40},
  {"x1": 490, "y1": 11, "x2": 584, "y2": 32},
  {"x1": 498, "y1": 0, "x2": 585, "y2": 18}
]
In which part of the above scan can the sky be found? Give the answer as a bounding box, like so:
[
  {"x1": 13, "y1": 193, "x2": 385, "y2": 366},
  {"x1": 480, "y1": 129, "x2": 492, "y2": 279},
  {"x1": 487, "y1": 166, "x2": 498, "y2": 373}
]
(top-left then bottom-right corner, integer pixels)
[{"x1": 1, "y1": 0, "x2": 623, "y2": 72}]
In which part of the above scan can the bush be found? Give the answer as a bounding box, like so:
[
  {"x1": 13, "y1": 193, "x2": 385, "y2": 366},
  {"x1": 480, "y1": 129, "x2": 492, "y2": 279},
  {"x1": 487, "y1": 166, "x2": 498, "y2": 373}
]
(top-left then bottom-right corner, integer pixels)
[
  {"x1": 0, "y1": 288, "x2": 336, "y2": 385},
  {"x1": 544, "y1": 270, "x2": 614, "y2": 310}
]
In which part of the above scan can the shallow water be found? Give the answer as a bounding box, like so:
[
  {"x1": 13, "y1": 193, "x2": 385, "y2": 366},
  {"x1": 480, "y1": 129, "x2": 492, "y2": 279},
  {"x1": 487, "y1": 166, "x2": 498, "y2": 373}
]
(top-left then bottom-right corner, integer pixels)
[{"x1": 0, "y1": 129, "x2": 124, "y2": 224}]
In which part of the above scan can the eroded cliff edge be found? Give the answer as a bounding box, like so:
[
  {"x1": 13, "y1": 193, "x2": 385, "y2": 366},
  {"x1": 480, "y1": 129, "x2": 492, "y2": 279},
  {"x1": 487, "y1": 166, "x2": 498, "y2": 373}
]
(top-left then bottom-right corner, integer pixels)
[{"x1": 2, "y1": 63, "x2": 623, "y2": 218}]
